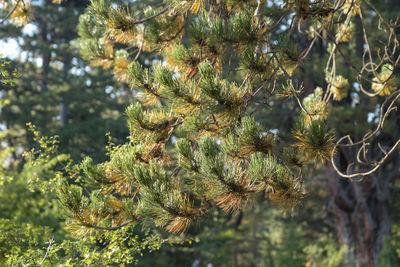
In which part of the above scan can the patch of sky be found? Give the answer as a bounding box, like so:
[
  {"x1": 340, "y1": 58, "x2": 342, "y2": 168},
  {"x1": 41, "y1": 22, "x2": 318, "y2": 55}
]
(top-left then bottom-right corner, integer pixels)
[
  {"x1": 1, "y1": 22, "x2": 37, "y2": 59},
  {"x1": 34, "y1": 57, "x2": 43, "y2": 68},
  {"x1": 269, "y1": 129, "x2": 279, "y2": 135},
  {"x1": 353, "y1": 82, "x2": 360, "y2": 92},
  {"x1": 351, "y1": 92, "x2": 360, "y2": 107},
  {"x1": 70, "y1": 66, "x2": 84, "y2": 76},
  {"x1": 278, "y1": 13, "x2": 294, "y2": 34},
  {"x1": 0, "y1": 39, "x2": 20, "y2": 59},
  {"x1": 105, "y1": 85, "x2": 113, "y2": 94},
  {"x1": 70, "y1": 57, "x2": 85, "y2": 76},
  {"x1": 367, "y1": 104, "x2": 380, "y2": 123},
  {"x1": 72, "y1": 57, "x2": 79, "y2": 65},
  {"x1": 22, "y1": 23, "x2": 38, "y2": 37}
]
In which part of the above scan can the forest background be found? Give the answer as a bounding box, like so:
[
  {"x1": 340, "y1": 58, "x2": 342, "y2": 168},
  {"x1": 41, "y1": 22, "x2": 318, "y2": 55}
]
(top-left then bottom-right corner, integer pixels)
[{"x1": 0, "y1": 0, "x2": 400, "y2": 266}]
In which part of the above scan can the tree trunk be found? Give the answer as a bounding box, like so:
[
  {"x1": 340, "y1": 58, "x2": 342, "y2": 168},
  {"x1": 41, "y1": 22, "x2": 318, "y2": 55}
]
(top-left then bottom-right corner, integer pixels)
[
  {"x1": 60, "y1": 57, "x2": 71, "y2": 127},
  {"x1": 326, "y1": 158, "x2": 396, "y2": 267},
  {"x1": 38, "y1": 20, "x2": 51, "y2": 93},
  {"x1": 38, "y1": 0, "x2": 53, "y2": 93}
]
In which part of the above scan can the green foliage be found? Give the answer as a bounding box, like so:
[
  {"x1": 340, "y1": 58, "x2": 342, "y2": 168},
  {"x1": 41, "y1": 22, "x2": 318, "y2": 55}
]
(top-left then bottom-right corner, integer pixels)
[
  {"x1": 2, "y1": 0, "x2": 400, "y2": 265},
  {"x1": 377, "y1": 235, "x2": 398, "y2": 267},
  {"x1": 0, "y1": 218, "x2": 162, "y2": 266},
  {"x1": 59, "y1": 0, "x2": 349, "y2": 239},
  {"x1": 0, "y1": 124, "x2": 164, "y2": 266},
  {"x1": 303, "y1": 236, "x2": 347, "y2": 267},
  {"x1": 23, "y1": 123, "x2": 71, "y2": 192},
  {"x1": 59, "y1": 227, "x2": 162, "y2": 266},
  {"x1": 376, "y1": 224, "x2": 400, "y2": 266},
  {"x1": 293, "y1": 119, "x2": 336, "y2": 161},
  {"x1": 0, "y1": 56, "x2": 21, "y2": 87},
  {"x1": 0, "y1": 219, "x2": 57, "y2": 266},
  {"x1": 0, "y1": 1, "x2": 161, "y2": 265}
]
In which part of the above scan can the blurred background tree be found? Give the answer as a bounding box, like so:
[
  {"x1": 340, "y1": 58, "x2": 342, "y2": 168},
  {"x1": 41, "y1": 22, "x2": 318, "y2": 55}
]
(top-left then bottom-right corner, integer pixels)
[{"x1": 0, "y1": 0, "x2": 155, "y2": 265}]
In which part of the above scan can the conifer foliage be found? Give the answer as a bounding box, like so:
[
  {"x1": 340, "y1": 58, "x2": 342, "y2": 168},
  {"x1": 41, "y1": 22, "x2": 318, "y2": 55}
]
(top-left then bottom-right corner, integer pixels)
[{"x1": 59, "y1": 0, "x2": 399, "y2": 236}]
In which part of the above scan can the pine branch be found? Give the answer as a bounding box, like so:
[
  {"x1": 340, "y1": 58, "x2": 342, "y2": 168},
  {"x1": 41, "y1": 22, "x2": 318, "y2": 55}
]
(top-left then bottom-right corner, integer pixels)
[
  {"x1": 133, "y1": 7, "x2": 169, "y2": 25},
  {"x1": 81, "y1": 218, "x2": 137, "y2": 230}
]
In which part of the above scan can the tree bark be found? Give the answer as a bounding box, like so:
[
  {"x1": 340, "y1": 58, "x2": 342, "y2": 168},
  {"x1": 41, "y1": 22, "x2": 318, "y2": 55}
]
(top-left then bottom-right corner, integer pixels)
[
  {"x1": 60, "y1": 57, "x2": 71, "y2": 127},
  {"x1": 38, "y1": 19, "x2": 51, "y2": 93},
  {"x1": 326, "y1": 156, "x2": 396, "y2": 267}
]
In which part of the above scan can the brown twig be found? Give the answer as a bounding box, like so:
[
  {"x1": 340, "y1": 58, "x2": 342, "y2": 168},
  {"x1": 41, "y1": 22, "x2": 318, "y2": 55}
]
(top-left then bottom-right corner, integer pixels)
[{"x1": 82, "y1": 218, "x2": 137, "y2": 230}]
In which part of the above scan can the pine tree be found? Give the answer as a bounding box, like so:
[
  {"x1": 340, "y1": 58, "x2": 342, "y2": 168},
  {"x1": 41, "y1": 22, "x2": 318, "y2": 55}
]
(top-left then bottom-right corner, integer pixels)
[
  {"x1": 62, "y1": 0, "x2": 337, "y2": 232},
  {"x1": 57, "y1": 0, "x2": 399, "y2": 265}
]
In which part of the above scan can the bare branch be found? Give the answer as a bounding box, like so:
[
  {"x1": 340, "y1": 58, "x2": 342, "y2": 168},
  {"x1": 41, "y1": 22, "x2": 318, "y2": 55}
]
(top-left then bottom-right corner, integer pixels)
[
  {"x1": 331, "y1": 138, "x2": 400, "y2": 178},
  {"x1": 38, "y1": 237, "x2": 53, "y2": 267}
]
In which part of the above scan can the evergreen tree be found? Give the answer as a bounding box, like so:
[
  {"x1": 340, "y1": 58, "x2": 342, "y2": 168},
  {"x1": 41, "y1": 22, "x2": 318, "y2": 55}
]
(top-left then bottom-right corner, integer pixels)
[{"x1": 3, "y1": 0, "x2": 398, "y2": 266}]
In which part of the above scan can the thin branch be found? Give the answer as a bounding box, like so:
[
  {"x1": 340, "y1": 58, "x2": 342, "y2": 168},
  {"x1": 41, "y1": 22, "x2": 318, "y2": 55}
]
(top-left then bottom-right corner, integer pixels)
[
  {"x1": 300, "y1": 36, "x2": 317, "y2": 60},
  {"x1": 38, "y1": 237, "x2": 53, "y2": 267},
  {"x1": 82, "y1": 218, "x2": 137, "y2": 230},
  {"x1": 133, "y1": 7, "x2": 169, "y2": 25},
  {"x1": 331, "y1": 138, "x2": 400, "y2": 178},
  {"x1": 273, "y1": 54, "x2": 314, "y2": 122},
  {"x1": 0, "y1": 0, "x2": 22, "y2": 25},
  {"x1": 338, "y1": 90, "x2": 400, "y2": 147}
]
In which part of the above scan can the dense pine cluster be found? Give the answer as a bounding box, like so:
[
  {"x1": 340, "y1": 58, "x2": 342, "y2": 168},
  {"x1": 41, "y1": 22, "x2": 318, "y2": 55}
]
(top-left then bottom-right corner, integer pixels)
[{"x1": 57, "y1": 0, "x2": 364, "y2": 235}]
